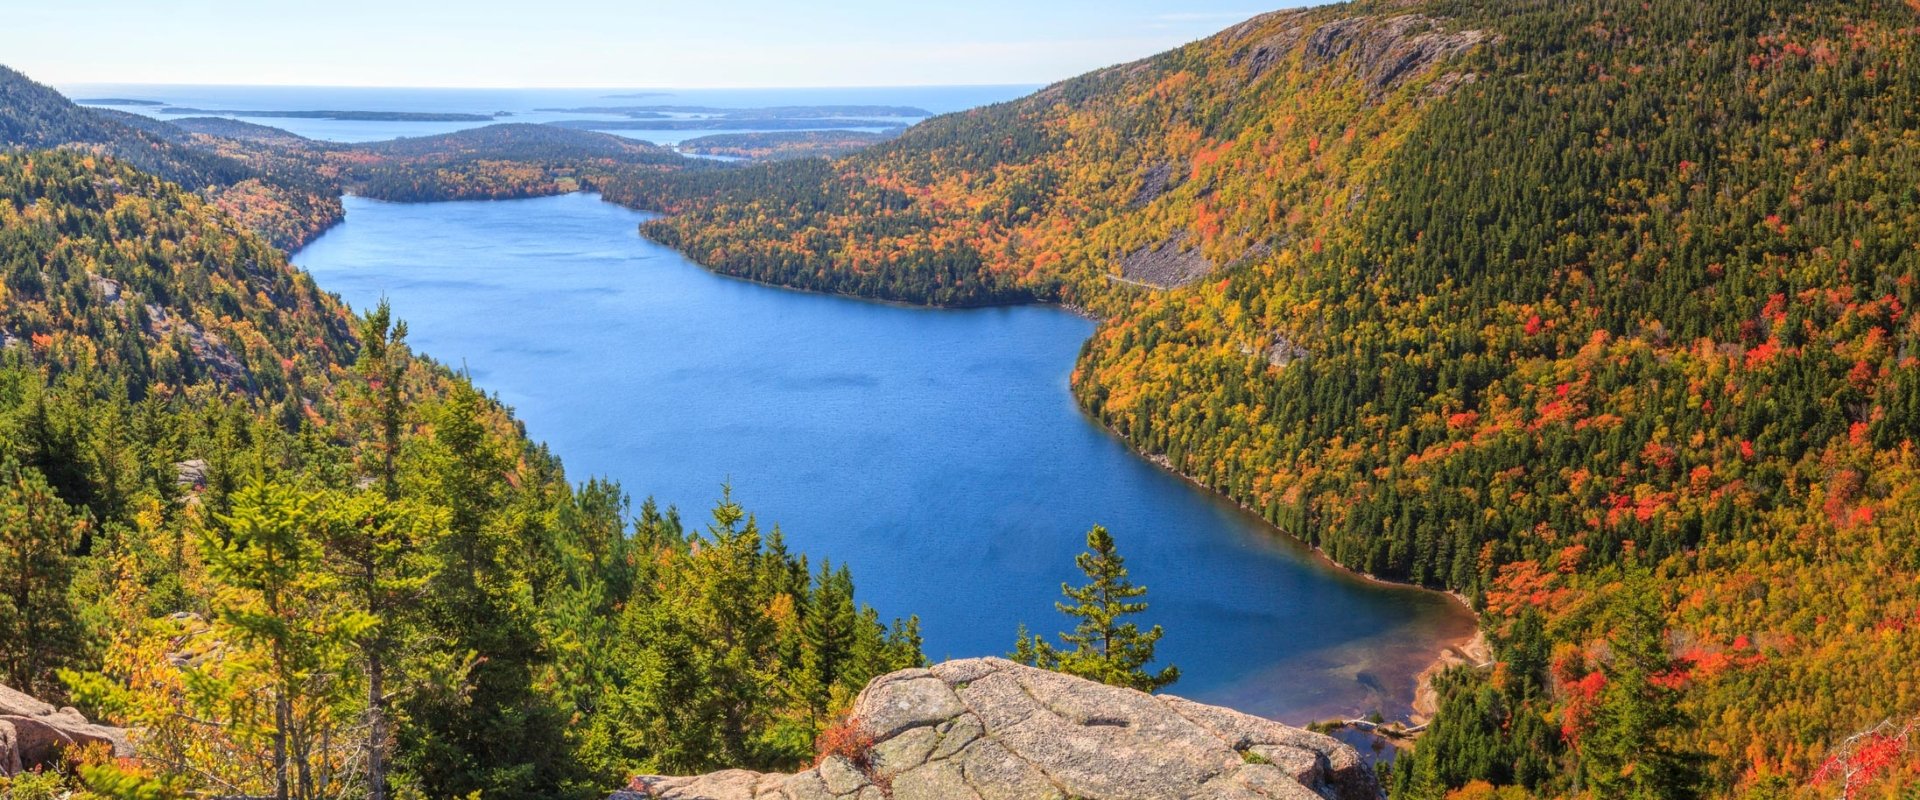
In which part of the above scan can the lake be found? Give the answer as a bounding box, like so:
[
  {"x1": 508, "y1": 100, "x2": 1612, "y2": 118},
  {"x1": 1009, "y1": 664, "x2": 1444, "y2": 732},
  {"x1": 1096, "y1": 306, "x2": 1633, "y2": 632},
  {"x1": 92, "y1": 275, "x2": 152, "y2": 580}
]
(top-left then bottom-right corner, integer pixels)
[{"x1": 293, "y1": 192, "x2": 1477, "y2": 724}]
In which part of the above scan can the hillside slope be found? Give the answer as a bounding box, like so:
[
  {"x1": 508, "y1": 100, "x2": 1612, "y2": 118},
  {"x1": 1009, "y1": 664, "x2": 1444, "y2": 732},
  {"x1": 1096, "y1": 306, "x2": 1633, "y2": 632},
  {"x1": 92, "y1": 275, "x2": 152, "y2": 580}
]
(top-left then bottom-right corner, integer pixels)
[
  {"x1": 609, "y1": 5, "x2": 1490, "y2": 305},
  {"x1": 0, "y1": 151, "x2": 923, "y2": 800},
  {"x1": 610, "y1": 0, "x2": 1920, "y2": 795},
  {"x1": 0, "y1": 152, "x2": 353, "y2": 407},
  {"x1": 1, "y1": 67, "x2": 714, "y2": 250},
  {"x1": 0, "y1": 66, "x2": 345, "y2": 249}
]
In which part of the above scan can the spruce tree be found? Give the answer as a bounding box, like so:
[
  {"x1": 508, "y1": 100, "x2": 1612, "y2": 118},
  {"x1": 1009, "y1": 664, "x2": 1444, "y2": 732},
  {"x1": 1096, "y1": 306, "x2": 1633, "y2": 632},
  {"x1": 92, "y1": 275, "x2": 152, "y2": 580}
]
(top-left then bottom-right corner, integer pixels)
[
  {"x1": 797, "y1": 562, "x2": 857, "y2": 722},
  {"x1": 1016, "y1": 525, "x2": 1178, "y2": 692},
  {"x1": 1011, "y1": 623, "x2": 1058, "y2": 670},
  {"x1": 401, "y1": 380, "x2": 582, "y2": 800},
  {"x1": 204, "y1": 483, "x2": 361, "y2": 800},
  {"x1": 320, "y1": 491, "x2": 443, "y2": 800},
  {"x1": 352, "y1": 299, "x2": 410, "y2": 503},
  {"x1": 335, "y1": 300, "x2": 426, "y2": 800},
  {"x1": 1580, "y1": 568, "x2": 1704, "y2": 800},
  {"x1": 0, "y1": 458, "x2": 84, "y2": 697}
]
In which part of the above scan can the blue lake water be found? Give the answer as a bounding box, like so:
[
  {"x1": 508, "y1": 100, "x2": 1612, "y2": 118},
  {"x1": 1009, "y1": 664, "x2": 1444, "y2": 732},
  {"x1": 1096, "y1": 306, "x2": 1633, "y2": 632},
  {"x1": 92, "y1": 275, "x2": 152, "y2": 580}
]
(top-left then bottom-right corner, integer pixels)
[
  {"x1": 292, "y1": 192, "x2": 1476, "y2": 724},
  {"x1": 63, "y1": 84, "x2": 1034, "y2": 144}
]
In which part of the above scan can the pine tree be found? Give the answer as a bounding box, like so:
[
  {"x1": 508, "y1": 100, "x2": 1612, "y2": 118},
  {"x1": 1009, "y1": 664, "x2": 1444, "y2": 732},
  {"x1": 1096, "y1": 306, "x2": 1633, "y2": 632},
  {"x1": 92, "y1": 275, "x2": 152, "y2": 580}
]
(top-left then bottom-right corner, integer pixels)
[
  {"x1": 203, "y1": 483, "x2": 363, "y2": 800},
  {"x1": 320, "y1": 491, "x2": 444, "y2": 800},
  {"x1": 401, "y1": 379, "x2": 583, "y2": 800},
  {"x1": 1580, "y1": 568, "x2": 1704, "y2": 800},
  {"x1": 0, "y1": 458, "x2": 85, "y2": 697},
  {"x1": 1017, "y1": 525, "x2": 1178, "y2": 692},
  {"x1": 352, "y1": 298, "x2": 410, "y2": 503},
  {"x1": 336, "y1": 300, "x2": 424, "y2": 800}
]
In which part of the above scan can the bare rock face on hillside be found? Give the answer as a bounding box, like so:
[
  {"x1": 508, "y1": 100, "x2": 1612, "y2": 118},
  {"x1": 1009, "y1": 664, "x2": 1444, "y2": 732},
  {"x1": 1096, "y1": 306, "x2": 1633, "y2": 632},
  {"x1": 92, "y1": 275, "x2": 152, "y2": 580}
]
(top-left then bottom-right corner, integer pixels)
[
  {"x1": 626, "y1": 657, "x2": 1378, "y2": 800},
  {"x1": 1303, "y1": 15, "x2": 1492, "y2": 92},
  {"x1": 1119, "y1": 235, "x2": 1215, "y2": 289},
  {"x1": 0, "y1": 683, "x2": 133, "y2": 776},
  {"x1": 1224, "y1": 10, "x2": 1490, "y2": 94}
]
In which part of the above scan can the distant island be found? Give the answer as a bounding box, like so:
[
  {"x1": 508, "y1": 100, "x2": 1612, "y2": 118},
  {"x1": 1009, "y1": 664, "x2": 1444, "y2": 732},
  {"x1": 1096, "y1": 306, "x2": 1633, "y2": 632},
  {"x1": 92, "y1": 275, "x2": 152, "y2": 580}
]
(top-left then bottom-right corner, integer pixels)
[
  {"x1": 678, "y1": 130, "x2": 897, "y2": 161},
  {"x1": 74, "y1": 97, "x2": 163, "y2": 105},
  {"x1": 168, "y1": 116, "x2": 315, "y2": 145},
  {"x1": 536, "y1": 104, "x2": 931, "y2": 119},
  {"x1": 547, "y1": 109, "x2": 672, "y2": 119},
  {"x1": 158, "y1": 107, "x2": 498, "y2": 121},
  {"x1": 549, "y1": 118, "x2": 909, "y2": 132}
]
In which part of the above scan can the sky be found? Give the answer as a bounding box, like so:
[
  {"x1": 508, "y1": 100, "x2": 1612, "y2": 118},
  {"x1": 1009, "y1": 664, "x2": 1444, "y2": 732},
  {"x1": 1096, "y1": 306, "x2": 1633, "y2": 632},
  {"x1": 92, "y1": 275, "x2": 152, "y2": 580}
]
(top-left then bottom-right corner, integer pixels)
[{"x1": 5, "y1": 1, "x2": 1301, "y2": 89}]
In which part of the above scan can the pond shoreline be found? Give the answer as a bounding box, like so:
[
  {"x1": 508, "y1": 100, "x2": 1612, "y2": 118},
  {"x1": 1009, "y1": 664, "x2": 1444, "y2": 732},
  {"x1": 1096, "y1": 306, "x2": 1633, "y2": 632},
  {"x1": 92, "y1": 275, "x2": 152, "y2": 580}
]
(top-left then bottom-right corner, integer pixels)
[
  {"x1": 1102, "y1": 423, "x2": 1483, "y2": 726},
  {"x1": 295, "y1": 190, "x2": 1486, "y2": 728},
  {"x1": 622, "y1": 197, "x2": 1488, "y2": 726}
]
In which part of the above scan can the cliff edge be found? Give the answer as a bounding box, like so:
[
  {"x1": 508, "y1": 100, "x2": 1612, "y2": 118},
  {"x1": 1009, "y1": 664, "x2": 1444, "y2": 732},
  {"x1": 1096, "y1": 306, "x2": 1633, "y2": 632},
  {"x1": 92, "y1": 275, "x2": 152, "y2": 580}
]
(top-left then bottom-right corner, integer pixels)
[{"x1": 627, "y1": 657, "x2": 1378, "y2": 800}]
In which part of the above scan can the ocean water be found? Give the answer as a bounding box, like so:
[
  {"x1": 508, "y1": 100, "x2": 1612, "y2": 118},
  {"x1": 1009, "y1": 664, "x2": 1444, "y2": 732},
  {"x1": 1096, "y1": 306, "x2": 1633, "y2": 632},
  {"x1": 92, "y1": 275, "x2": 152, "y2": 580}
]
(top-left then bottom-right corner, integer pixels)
[
  {"x1": 61, "y1": 83, "x2": 1034, "y2": 144},
  {"x1": 293, "y1": 193, "x2": 1477, "y2": 724}
]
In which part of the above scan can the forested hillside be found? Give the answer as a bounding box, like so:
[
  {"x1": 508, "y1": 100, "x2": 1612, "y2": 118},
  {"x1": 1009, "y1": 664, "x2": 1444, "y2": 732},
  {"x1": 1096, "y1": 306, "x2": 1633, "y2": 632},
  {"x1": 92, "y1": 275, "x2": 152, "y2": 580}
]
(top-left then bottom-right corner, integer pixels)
[
  {"x1": 0, "y1": 67, "x2": 713, "y2": 249},
  {"x1": 0, "y1": 66, "x2": 345, "y2": 250},
  {"x1": 608, "y1": 1, "x2": 1920, "y2": 796},
  {"x1": 332, "y1": 123, "x2": 695, "y2": 202},
  {"x1": 0, "y1": 152, "x2": 920, "y2": 800}
]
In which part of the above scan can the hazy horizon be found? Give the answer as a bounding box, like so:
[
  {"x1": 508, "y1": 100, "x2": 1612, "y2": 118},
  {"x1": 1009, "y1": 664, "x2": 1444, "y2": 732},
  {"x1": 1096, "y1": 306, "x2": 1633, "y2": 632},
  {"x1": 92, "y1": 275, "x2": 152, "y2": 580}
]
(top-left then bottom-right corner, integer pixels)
[
  {"x1": 54, "y1": 79, "x2": 1043, "y2": 92},
  {"x1": 8, "y1": 2, "x2": 1304, "y2": 90}
]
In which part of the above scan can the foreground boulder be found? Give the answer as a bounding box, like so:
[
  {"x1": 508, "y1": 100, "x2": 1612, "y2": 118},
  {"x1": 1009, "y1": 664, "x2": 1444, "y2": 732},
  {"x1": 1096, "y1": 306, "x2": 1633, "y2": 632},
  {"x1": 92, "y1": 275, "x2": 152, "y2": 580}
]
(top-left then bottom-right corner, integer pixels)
[
  {"x1": 0, "y1": 683, "x2": 133, "y2": 775},
  {"x1": 629, "y1": 657, "x2": 1377, "y2": 800}
]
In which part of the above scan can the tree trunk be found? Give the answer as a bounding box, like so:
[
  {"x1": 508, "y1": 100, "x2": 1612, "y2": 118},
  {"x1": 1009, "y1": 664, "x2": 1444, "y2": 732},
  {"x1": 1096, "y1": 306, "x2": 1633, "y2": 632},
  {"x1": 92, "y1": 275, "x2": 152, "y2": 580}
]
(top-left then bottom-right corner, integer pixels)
[
  {"x1": 275, "y1": 685, "x2": 291, "y2": 800},
  {"x1": 368, "y1": 649, "x2": 388, "y2": 800},
  {"x1": 296, "y1": 712, "x2": 315, "y2": 800}
]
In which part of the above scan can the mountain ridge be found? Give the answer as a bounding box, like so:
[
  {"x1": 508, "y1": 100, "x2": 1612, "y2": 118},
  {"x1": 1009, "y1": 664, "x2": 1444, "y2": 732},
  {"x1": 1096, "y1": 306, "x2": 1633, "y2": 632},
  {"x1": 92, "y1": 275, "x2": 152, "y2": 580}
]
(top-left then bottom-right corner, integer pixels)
[{"x1": 0, "y1": 66, "x2": 713, "y2": 248}]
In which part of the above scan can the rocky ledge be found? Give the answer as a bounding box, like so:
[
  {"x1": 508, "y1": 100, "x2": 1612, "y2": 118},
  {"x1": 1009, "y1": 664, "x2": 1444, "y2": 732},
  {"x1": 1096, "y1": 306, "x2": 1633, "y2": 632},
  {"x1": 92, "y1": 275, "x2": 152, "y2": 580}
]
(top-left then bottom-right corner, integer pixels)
[
  {"x1": 0, "y1": 683, "x2": 133, "y2": 775},
  {"x1": 628, "y1": 657, "x2": 1378, "y2": 800}
]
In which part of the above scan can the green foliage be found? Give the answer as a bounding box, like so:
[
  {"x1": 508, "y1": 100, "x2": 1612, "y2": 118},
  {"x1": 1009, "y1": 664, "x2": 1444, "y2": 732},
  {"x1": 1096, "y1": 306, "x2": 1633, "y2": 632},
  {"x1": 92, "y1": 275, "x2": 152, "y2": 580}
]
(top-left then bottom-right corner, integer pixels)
[
  {"x1": 9, "y1": 0, "x2": 1920, "y2": 792},
  {"x1": 0, "y1": 769, "x2": 73, "y2": 800},
  {"x1": 395, "y1": 378, "x2": 584, "y2": 800},
  {"x1": 321, "y1": 491, "x2": 445, "y2": 800},
  {"x1": 0, "y1": 152, "x2": 919, "y2": 799},
  {"x1": 1015, "y1": 525, "x2": 1177, "y2": 692},
  {"x1": 0, "y1": 456, "x2": 86, "y2": 697},
  {"x1": 1579, "y1": 571, "x2": 1705, "y2": 799},
  {"x1": 204, "y1": 483, "x2": 368, "y2": 800},
  {"x1": 352, "y1": 300, "x2": 409, "y2": 502},
  {"x1": 612, "y1": 1, "x2": 1920, "y2": 793},
  {"x1": 581, "y1": 490, "x2": 922, "y2": 776},
  {"x1": 1389, "y1": 666, "x2": 1561, "y2": 797},
  {"x1": 77, "y1": 762, "x2": 186, "y2": 800}
]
